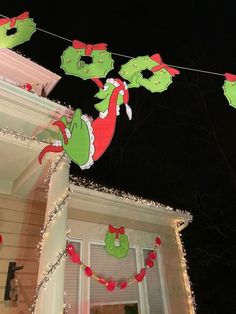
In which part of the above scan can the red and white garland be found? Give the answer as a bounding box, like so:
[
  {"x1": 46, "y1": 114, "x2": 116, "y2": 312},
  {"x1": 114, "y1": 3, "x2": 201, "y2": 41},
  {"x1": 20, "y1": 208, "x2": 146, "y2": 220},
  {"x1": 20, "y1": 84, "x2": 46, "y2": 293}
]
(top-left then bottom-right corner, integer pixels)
[{"x1": 66, "y1": 236, "x2": 161, "y2": 292}]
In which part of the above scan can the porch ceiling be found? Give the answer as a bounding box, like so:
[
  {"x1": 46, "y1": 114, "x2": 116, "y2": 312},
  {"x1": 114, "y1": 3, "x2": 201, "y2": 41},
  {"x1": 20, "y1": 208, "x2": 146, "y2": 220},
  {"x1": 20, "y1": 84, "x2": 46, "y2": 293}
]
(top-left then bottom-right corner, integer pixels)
[{"x1": 0, "y1": 132, "x2": 50, "y2": 197}]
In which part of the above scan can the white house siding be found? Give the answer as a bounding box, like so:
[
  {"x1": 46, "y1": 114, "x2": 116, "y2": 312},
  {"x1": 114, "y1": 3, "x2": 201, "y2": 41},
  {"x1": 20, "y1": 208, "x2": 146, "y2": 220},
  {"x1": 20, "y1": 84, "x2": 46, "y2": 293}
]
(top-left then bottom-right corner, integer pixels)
[{"x1": 0, "y1": 194, "x2": 46, "y2": 313}]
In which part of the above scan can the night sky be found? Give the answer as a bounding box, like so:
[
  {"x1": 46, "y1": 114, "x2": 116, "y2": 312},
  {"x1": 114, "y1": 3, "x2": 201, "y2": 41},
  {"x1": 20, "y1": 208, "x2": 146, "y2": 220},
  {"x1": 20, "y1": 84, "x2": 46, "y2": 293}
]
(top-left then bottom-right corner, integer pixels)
[{"x1": 1, "y1": 2, "x2": 236, "y2": 313}]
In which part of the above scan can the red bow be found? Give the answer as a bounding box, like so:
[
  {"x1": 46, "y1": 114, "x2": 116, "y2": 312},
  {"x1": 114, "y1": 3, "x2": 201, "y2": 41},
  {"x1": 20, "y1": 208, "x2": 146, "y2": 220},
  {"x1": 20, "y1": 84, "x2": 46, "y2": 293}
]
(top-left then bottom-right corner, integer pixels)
[
  {"x1": 0, "y1": 12, "x2": 29, "y2": 28},
  {"x1": 108, "y1": 224, "x2": 125, "y2": 239},
  {"x1": 72, "y1": 40, "x2": 107, "y2": 56},
  {"x1": 225, "y1": 73, "x2": 236, "y2": 82},
  {"x1": 150, "y1": 53, "x2": 180, "y2": 76}
]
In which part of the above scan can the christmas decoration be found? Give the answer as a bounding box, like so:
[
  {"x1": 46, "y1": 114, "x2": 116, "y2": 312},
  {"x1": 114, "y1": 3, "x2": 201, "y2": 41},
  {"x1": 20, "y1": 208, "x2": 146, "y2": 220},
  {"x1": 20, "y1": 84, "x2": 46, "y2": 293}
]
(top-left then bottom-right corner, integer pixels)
[
  {"x1": 19, "y1": 82, "x2": 32, "y2": 91},
  {"x1": 38, "y1": 78, "x2": 132, "y2": 169},
  {"x1": 66, "y1": 236, "x2": 161, "y2": 292},
  {"x1": 37, "y1": 187, "x2": 70, "y2": 253},
  {"x1": 223, "y1": 73, "x2": 236, "y2": 108},
  {"x1": 119, "y1": 53, "x2": 180, "y2": 92},
  {"x1": 105, "y1": 224, "x2": 129, "y2": 259},
  {"x1": 60, "y1": 40, "x2": 114, "y2": 80},
  {"x1": 0, "y1": 12, "x2": 36, "y2": 48},
  {"x1": 175, "y1": 227, "x2": 196, "y2": 313},
  {"x1": 155, "y1": 236, "x2": 161, "y2": 245},
  {"x1": 70, "y1": 175, "x2": 193, "y2": 217},
  {"x1": 0, "y1": 128, "x2": 49, "y2": 145},
  {"x1": 30, "y1": 249, "x2": 67, "y2": 313}
]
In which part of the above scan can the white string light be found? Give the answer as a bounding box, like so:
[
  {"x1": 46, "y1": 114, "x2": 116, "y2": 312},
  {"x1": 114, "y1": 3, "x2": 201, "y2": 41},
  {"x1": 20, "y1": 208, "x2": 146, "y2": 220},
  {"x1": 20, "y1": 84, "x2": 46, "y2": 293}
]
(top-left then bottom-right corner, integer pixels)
[
  {"x1": 0, "y1": 128, "x2": 50, "y2": 145},
  {"x1": 70, "y1": 175, "x2": 192, "y2": 217},
  {"x1": 175, "y1": 228, "x2": 197, "y2": 313},
  {"x1": 44, "y1": 152, "x2": 67, "y2": 185},
  {"x1": 30, "y1": 248, "x2": 67, "y2": 313},
  {"x1": 37, "y1": 187, "x2": 71, "y2": 254}
]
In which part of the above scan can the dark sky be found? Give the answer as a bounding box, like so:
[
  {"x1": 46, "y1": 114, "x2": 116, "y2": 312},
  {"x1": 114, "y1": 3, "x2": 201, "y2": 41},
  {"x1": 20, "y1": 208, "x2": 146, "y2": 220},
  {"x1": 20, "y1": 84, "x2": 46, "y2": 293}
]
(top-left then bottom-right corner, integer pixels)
[{"x1": 1, "y1": 2, "x2": 236, "y2": 313}]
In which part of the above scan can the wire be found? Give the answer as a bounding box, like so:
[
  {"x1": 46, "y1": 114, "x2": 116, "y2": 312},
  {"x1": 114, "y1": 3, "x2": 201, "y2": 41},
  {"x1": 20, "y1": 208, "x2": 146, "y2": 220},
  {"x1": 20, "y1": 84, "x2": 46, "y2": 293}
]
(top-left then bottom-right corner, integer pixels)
[
  {"x1": 0, "y1": 13, "x2": 225, "y2": 77},
  {"x1": 36, "y1": 27, "x2": 72, "y2": 43}
]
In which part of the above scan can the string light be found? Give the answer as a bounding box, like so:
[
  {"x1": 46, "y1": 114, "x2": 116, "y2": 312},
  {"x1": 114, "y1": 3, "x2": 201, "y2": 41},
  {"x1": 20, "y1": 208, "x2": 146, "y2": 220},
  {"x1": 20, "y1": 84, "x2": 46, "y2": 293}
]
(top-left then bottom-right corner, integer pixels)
[
  {"x1": 37, "y1": 187, "x2": 71, "y2": 254},
  {"x1": 0, "y1": 128, "x2": 50, "y2": 145},
  {"x1": 32, "y1": 151, "x2": 70, "y2": 312},
  {"x1": 70, "y1": 175, "x2": 192, "y2": 217},
  {"x1": 44, "y1": 152, "x2": 67, "y2": 185},
  {"x1": 30, "y1": 249, "x2": 66, "y2": 313},
  {"x1": 175, "y1": 228, "x2": 196, "y2": 313}
]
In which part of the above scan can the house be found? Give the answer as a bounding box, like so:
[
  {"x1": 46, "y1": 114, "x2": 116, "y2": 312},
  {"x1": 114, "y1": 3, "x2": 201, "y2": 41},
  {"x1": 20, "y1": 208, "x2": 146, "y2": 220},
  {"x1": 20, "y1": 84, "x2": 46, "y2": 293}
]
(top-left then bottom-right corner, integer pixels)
[{"x1": 0, "y1": 49, "x2": 195, "y2": 314}]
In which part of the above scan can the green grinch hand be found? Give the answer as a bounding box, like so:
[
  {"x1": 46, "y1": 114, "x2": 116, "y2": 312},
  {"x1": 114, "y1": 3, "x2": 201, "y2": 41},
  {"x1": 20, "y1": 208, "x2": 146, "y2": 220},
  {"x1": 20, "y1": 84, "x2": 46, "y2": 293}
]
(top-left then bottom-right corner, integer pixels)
[{"x1": 38, "y1": 79, "x2": 132, "y2": 169}]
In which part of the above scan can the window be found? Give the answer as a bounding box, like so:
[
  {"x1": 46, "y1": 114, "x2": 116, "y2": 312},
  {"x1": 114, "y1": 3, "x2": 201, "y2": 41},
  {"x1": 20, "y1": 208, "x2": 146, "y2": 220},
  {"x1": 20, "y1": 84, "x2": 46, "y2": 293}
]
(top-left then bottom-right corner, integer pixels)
[{"x1": 90, "y1": 244, "x2": 140, "y2": 312}]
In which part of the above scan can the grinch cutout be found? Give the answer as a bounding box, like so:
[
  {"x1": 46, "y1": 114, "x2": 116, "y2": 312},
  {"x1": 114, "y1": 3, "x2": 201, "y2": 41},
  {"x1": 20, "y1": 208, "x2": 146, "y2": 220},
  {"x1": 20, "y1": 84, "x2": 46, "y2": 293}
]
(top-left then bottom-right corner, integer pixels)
[
  {"x1": 105, "y1": 224, "x2": 129, "y2": 259},
  {"x1": 38, "y1": 78, "x2": 131, "y2": 168},
  {"x1": 38, "y1": 41, "x2": 179, "y2": 168}
]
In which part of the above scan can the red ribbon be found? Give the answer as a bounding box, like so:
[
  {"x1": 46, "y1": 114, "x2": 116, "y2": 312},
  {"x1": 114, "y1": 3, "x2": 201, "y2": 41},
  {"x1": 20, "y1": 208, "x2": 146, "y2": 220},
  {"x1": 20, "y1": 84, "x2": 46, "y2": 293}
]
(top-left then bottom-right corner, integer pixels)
[
  {"x1": 150, "y1": 53, "x2": 180, "y2": 76},
  {"x1": 108, "y1": 224, "x2": 125, "y2": 239},
  {"x1": 72, "y1": 40, "x2": 107, "y2": 56},
  {"x1": 225, "y1": 73, "x2": 236, "y2": 82},
  {"x1": 0, "y1": 12, "x2": 29, "y2": 28}
]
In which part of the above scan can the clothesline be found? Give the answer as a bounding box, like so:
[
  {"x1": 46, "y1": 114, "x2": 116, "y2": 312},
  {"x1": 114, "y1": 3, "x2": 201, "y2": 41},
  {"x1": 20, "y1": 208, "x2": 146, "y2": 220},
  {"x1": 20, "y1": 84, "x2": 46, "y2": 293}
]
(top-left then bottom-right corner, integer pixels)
[{"x1": 0, "y1": 13, "x2": 225, "y2": 77}]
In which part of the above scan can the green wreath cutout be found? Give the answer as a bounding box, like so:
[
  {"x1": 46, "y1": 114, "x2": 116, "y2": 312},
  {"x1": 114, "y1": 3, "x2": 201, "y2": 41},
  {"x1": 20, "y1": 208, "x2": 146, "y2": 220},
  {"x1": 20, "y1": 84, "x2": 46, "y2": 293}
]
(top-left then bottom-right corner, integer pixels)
[
  {"x1": 105, "y1": 224, "x2": 129, "y2": 259},
  {"x1": 60, "y1": 40, "x2": 114, "y2": 80},
  {"x1": 0, "y1": 12, "x2": 36, "y2": 48},
  {"x1": 119, "y1": 53, "x2": 179, "y2": 92}
]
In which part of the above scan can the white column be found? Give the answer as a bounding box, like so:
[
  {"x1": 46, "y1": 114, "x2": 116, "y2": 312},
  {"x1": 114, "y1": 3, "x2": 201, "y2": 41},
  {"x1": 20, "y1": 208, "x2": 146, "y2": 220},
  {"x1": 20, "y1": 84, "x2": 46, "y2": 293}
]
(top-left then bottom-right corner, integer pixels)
[{"x1": 35, "y1": 156, "x2": 70, "y2": 314}]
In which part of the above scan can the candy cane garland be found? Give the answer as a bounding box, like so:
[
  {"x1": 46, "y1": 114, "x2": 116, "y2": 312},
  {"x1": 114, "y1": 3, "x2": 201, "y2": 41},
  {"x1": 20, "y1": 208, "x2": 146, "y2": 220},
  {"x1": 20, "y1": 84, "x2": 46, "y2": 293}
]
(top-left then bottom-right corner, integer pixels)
[{"x1": 66, "y1": 236, "x2": 161, "y2": 292}]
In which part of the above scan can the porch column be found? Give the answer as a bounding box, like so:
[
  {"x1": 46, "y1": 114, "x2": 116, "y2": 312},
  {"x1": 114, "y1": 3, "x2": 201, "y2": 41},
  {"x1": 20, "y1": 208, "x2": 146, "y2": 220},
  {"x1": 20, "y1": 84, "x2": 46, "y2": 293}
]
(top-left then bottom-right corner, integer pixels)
[{"x1": 35, "y1": 156, "x2": 70, "y2": 314}]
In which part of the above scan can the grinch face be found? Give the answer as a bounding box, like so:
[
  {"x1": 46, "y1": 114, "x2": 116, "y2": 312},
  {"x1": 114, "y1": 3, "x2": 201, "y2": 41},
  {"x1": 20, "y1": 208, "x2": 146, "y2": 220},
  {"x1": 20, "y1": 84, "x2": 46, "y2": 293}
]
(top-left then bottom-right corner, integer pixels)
[{"x1": 94, "y1": 81, "x2": 124, "y2": 113}]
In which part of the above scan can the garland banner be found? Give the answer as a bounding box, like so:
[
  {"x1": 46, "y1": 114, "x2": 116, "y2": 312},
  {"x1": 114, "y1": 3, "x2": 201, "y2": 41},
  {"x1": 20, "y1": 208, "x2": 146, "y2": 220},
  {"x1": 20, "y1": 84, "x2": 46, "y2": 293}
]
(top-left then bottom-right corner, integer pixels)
[{"x1": 66, "y1": 236, "x2": 162, "y2": 291}]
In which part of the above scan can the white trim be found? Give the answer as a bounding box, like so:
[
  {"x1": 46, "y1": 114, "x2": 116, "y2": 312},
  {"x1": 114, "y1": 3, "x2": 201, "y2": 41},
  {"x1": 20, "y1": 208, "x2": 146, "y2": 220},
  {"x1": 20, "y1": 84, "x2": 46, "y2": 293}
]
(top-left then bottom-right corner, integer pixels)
[
  {"x1": 70, "y1": 184, "x2": 192, "y2": 229},
  {"x1": 136, "y1": 246, "x2": 148, "y2": 314},
  {"x1": 86, "y1": 239, "x2": 91, "y2": 314},
  {"x1": 91, "y1": 300, "x2": 138, "y2": 306},
  {"x1": 157, "y1": 248, "x2": 170, "y2": 314},
  {"x1": 66, "y1": 237, "x2": 83, "y2": 314},
  {"x1": 141, "y1": 245, "x2": 170, "y2": 314},
  {"x1": 140, "y1": 248, "x2": 150, "y2": 314}
]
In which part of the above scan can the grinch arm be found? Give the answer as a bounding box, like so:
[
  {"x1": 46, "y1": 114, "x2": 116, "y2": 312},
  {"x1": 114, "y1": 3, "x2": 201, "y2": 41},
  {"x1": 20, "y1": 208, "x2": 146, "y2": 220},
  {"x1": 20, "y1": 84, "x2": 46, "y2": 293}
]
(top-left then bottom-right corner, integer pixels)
[
  {"x1": 92, "y1": 84, "x2": 124, "y2": 161},
  {"x1": 53, "y1": 120, "x2": 68, "y2": 144},
  {"x1": 38, "y1": 145, "x2": 63, "y2": 164}
]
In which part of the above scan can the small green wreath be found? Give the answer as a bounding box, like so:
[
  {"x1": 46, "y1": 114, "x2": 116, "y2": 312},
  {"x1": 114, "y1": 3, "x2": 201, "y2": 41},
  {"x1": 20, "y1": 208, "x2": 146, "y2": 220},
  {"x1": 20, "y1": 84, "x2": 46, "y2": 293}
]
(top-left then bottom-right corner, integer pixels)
[
  {"x1": 0, "y1": 12, "x2": 36, "y2": 49},
  {"x1": 60, "y1": 40, "x2": 114, "y2": 80},
  {"x1": 105, "y1": 225, "x2": 129, "y2": 259}
]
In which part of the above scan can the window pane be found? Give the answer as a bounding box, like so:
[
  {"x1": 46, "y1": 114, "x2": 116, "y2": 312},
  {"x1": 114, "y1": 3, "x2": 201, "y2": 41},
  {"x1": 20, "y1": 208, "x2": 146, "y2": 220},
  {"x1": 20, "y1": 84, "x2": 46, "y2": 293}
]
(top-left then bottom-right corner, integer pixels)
[
  {"x1": 65, "y1": 242, "x2": 81, "y2": 314},
  {"x1": 143, "y1": 249, "x2": 164, "y2": 314},
  {"x1": 90, "y1": 244, "x2": 140, "y2": 310}
]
